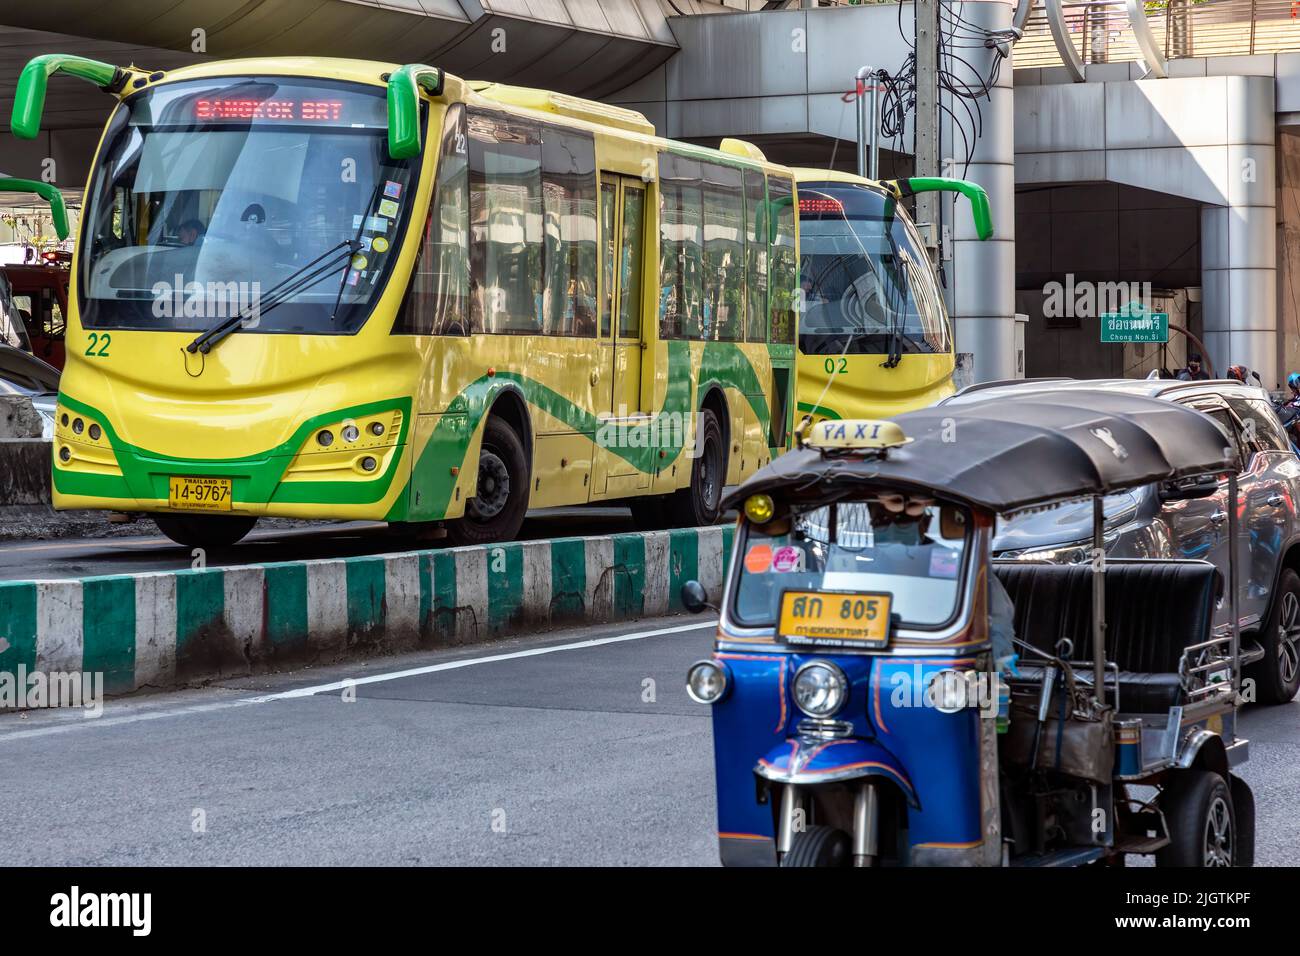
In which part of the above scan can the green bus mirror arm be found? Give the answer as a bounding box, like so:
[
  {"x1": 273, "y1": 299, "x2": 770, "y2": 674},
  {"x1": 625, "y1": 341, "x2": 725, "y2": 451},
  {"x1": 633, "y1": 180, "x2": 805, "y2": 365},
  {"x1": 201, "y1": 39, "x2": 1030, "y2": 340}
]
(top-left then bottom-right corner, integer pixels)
[
  {"x1": 0, "y1": 177, "x2": 69, "y2": 240},
  {"x1": 12, "y1": 54, "x2": 130, "y2": 140},
  {"x1": 386, "y1": 64, "x2": 445, "y2": 160},
  {"x1": 767, "y1": 194, "x2": 793, "y2": 244},
  {"x1": 883, "y1": 177, "x2": 994, "y2": 241}
]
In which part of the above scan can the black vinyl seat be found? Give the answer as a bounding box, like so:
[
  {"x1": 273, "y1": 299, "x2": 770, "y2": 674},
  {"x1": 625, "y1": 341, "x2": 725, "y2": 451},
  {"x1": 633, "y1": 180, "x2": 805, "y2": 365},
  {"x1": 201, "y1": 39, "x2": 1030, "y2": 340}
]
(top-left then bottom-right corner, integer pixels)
[{"x1": 992, "y1": 560, "x2": 1221, "y2": 713}]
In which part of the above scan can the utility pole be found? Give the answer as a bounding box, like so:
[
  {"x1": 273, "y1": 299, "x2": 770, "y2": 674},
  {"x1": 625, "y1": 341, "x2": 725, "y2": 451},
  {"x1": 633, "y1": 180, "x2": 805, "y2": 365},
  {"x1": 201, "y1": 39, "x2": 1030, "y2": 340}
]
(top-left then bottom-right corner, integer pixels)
[{"x1": 914, "y1": 0, "x2": 940, "y2": 245}]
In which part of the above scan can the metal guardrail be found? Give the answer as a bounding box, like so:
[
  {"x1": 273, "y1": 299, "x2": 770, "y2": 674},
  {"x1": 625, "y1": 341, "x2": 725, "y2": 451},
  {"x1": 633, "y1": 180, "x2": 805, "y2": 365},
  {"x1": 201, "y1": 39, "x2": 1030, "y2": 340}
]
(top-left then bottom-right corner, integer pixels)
[{"x1": 1017, "y1": 0, "x2": 1300, "y2": 71}]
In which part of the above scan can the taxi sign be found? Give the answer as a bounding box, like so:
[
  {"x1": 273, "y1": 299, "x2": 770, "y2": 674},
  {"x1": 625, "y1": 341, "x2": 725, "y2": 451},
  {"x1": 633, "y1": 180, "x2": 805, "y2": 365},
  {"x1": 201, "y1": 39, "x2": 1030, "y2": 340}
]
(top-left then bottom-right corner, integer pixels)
[{"x1": 804, "y1": 419, "x2": 912, "y2": 452}]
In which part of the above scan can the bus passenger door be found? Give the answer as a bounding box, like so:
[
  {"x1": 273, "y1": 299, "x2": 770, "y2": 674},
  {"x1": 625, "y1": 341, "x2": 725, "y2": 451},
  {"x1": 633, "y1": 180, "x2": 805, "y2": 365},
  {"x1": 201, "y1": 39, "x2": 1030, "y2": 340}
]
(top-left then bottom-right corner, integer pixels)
[
  {"x1": 611, "y1": 180, "x2": 646, "y2": 420},
  {"x1": 594, "y1": 175, "x2": 650, "y2": 495}
]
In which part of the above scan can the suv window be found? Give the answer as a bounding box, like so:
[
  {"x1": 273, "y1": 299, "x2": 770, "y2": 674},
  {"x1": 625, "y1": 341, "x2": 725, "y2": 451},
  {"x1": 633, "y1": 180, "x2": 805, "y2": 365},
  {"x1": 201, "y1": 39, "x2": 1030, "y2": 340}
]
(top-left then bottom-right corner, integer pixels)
[
  {"x1": 1229, "y1": 397, "x2": 1291, "y2": 452},
  {"x1": 1188, "y1": 402, "x2": 1247, "y2": 469}
]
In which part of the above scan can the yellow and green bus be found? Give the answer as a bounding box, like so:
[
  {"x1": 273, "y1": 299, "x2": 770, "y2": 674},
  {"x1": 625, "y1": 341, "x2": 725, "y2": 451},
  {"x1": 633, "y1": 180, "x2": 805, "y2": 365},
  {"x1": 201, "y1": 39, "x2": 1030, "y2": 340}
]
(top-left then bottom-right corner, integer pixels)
[
  {"x1": 791, "y1": 169, "x2": 990, "y2": 424},
  {"x1": 13, "y1": 54, "x2": 800, "y2": 547}
]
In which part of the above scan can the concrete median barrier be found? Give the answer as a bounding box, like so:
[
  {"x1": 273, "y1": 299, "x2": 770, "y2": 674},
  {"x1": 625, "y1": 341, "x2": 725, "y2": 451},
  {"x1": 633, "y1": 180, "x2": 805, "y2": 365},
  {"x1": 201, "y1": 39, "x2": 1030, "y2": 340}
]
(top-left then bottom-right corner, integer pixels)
[{"x1": 0, "y1": 525, "x2": 735, "y2": 696}]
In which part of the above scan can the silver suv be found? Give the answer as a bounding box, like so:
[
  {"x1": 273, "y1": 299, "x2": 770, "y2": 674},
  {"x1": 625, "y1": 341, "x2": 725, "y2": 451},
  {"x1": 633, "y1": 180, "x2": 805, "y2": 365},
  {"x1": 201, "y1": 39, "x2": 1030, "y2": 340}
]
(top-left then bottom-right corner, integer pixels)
[{"x1": 944, "y1": 377, "x2": 1300, "y2": 705}]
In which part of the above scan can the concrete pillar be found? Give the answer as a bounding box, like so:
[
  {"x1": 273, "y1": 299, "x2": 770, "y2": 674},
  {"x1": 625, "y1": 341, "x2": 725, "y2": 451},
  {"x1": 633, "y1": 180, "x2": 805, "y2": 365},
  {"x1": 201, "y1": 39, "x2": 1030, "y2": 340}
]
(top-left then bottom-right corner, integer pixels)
[
  {"x1": 1201, "y1": 200, "x2": 1277, "y2": 385},
  {"x1": 948, "y1": 0, "x2": 1017, "y2": 383}
]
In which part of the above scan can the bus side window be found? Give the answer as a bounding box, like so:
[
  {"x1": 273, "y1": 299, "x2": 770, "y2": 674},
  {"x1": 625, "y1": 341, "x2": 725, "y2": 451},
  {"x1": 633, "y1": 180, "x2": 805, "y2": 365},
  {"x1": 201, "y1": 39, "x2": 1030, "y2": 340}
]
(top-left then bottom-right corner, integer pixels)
[
  {"x1": 768, "y1": 175, "x2": 796, "y2": 345},
  {"x1": 467, "y1": 110, "x2": 543, "y2": 335},
  {"x1": 744, "y1": 169, "x2": 768, "y2": 343},
  {"x1": 658, "y1": 153, "x2": 704, "y2": 341},
  {"x1": 600, "y1": 182, "x2": 616, "y2": 338},
  {"x1": 540, "y1": 126, "x2": 597, "y2": 337},
  {"x1": 701, "y1": 162, "x2": 744, "y2": 343},
  {"x1": 393, "y1": 103, "x2": 468, "y2": 335}
]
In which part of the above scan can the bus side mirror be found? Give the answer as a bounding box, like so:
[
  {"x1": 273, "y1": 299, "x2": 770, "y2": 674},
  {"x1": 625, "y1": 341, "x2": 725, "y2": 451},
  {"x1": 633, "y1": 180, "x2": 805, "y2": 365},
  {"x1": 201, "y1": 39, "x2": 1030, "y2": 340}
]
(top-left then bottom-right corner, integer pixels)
[
  {"x1": 386, "y1": 64, "x2": 444, "y2": 160},
  {"x1": 882, "y1": 177, "x2": 994, "y2": 241},
  {"x1": 0, "y1": 178, "x2": 69, "y2": 240},
  {"x1": 12, "y1": 54, "x2": 127, "y2": 141},
  {"x1": 680, "y1": 580, "x2": 713, "y2": 614}
]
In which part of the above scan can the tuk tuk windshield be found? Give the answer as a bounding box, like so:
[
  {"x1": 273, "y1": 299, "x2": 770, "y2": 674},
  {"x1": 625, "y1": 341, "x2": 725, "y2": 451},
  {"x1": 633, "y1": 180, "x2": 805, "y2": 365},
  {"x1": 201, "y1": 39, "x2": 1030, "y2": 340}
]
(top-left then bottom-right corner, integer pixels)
[{"x1": 732, "y1": 499, "x2": 970, "y2": 630}]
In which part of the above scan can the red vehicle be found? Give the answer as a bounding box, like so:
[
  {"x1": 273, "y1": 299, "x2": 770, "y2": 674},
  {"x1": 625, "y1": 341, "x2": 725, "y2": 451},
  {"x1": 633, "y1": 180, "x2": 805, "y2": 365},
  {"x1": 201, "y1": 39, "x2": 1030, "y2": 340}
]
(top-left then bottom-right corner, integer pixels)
[{"x1": 1, "y1": 258, "x2": 69, "y2": 369}]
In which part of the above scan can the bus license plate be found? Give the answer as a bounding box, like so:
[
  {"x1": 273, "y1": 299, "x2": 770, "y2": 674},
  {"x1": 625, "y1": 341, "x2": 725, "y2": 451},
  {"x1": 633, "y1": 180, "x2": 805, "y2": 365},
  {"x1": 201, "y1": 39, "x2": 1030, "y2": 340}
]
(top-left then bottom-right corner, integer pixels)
[
  {"x1": 778, "y1": 590, "x2": 892, "y2": 649},
  {"x1": 168, "y1": 476, "x2": 232, "y2": 512}
]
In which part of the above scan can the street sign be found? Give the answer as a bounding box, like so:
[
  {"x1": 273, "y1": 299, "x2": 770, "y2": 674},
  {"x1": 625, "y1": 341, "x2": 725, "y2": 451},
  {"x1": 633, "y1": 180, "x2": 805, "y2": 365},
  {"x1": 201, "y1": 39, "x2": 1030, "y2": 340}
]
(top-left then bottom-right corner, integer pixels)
[{"x1": 1100, "y1": 303, "x2": 1168, "y2": 343}]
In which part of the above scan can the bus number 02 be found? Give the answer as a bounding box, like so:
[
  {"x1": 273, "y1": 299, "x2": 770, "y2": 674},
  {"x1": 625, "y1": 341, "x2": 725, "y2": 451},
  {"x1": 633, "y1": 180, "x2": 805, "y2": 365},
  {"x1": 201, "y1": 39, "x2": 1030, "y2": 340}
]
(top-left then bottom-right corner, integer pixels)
[
  {"x1": 85, "y1": 332, "x2": 111, "y2": 357},
  {"x1": 823, "y1": 357, "x2": 847, "y2": 375}
]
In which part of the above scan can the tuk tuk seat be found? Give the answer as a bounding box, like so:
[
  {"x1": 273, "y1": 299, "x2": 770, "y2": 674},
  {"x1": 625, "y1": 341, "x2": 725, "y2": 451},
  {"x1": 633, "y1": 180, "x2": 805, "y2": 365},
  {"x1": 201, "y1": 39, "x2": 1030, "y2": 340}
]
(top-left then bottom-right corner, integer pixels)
[{"x1": 992, "y1": 560, "x2": 1221, "y2": 714}]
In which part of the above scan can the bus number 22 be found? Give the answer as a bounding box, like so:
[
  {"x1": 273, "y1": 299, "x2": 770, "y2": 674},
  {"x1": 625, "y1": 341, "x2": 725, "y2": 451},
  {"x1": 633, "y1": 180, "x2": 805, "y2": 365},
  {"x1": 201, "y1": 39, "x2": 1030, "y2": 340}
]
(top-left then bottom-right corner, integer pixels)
[{"x1": 85, "y1": 332, "x2": 111, "y2": 357}]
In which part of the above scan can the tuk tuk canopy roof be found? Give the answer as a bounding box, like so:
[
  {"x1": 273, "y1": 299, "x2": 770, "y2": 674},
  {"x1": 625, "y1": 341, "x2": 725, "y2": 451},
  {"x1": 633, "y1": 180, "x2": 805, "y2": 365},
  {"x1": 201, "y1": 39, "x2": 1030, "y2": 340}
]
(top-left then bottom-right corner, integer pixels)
[{"x1": 729, "y1": 390, "x2": 1238, "y2": 514}]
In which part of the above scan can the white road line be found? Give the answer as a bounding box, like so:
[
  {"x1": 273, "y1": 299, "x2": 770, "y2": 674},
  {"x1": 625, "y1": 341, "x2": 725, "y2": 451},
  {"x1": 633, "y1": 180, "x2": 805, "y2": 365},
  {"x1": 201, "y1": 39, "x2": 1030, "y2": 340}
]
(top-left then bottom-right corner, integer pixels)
[
  {"x1": 242, "y1": 620, "x2": 717, "y2": 702},
  {"x1": 0, "y1": 619, "x2": 717, "y2": 742}
]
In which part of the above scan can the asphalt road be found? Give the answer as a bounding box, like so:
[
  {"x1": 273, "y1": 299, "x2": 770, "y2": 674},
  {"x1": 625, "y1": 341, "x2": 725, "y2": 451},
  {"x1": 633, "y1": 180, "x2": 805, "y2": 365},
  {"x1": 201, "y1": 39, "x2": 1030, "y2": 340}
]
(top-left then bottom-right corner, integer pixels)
[
  {"x1": 0, "y1": 506, "x2": 641, "y2": 581},
  {"x1": 0, "y1": 614, "x2": 1297, "y2": 867}
]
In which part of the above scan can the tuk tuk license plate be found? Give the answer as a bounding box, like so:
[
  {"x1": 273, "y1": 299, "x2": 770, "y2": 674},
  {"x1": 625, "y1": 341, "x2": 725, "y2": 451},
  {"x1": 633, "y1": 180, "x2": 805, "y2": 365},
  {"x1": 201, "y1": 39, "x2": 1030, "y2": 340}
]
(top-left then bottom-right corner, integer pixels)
[
  {"x1": 168, "y1": 476, "x2": 232, "y2": 512},
  {"x1": 778, "y1": 590, "x2": 892, "y2": 648}
]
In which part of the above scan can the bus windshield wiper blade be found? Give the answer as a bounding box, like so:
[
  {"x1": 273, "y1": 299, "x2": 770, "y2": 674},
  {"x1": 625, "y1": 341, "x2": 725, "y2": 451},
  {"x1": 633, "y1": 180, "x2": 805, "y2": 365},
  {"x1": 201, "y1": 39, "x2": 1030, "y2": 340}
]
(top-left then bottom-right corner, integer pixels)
[{"x1": 186, "y1": 239, "x2": 359, "y2": 354}]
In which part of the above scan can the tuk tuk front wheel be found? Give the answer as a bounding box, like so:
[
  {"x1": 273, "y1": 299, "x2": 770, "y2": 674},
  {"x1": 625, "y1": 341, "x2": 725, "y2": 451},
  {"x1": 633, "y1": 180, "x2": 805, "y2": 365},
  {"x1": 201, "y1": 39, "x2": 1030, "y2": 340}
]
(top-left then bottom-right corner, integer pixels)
[
  {"x1": 780, "y1": 825, "x2": 851, "y2": 867},
  {"x1": 1156, "y1": 770, "x2": 1236, "y2": 867}
]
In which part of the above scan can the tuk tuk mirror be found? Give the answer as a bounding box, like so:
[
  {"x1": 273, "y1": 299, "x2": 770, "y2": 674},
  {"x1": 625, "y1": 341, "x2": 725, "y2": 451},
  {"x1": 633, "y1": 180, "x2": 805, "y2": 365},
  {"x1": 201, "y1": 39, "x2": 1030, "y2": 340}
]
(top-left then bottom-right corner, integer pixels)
[
  {"x1": 680, "y1": 580, "x2": 713, "y2": 614},
  {"x1": 1159, "y1": 473, "x2": 1219, "y2": 502},
  {"x1": 939, "y1": 505, "x2": 966, "y2": 540}
]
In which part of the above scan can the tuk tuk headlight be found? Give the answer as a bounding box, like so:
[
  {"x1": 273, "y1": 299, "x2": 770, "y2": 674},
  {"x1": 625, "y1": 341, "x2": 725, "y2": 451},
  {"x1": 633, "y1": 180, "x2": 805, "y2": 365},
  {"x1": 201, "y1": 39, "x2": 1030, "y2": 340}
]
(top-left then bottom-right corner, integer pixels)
[
  {"x1": 793, "y1": 660, "x2": 848, "y2": 717},
  {"x1": 744, "y1": 493, "x2": 775, "y2": 524},
  {"x1": 927, "y1": 669, "x2": 972, "y2": 714},
  {"x1": 686, "y1": 660, "x2": 730, "y2": 704}
]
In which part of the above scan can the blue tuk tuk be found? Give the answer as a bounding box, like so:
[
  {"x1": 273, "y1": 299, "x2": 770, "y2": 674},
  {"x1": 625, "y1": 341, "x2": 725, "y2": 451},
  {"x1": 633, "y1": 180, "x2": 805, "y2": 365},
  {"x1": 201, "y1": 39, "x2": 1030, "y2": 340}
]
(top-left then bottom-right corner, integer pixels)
[{"x1": 683, "y1": 391, "x2": 1254, "y2": 866}]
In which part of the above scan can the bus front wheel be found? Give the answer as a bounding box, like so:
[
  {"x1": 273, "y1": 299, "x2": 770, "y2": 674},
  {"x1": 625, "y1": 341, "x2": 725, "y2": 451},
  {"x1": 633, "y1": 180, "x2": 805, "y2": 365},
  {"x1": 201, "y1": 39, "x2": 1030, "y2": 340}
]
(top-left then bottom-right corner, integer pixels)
[
  {"x1": 667, "y1": 408, "x2": 725, "y2": 528},
  {"x1": 153, "y1": 514, "x2": 257, "y2": 550},
  {"x1": 446, "y1": 417, "x2": 530, "y2": 546}
]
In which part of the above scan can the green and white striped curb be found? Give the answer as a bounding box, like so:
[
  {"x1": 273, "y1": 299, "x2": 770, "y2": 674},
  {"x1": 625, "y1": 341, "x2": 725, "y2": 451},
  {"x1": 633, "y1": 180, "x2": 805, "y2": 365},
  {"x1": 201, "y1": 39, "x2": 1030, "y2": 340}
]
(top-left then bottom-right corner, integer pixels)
[{"x1": 0, "y1": 525, "x2": 735, "y2": 695}]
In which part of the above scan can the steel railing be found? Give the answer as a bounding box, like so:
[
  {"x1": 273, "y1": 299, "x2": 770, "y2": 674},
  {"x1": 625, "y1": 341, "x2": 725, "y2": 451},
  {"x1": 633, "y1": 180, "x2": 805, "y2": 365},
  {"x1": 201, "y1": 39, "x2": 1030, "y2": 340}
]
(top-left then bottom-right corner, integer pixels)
[{"x1": 1016, "y1": 0, "x2": 1300, "y2": 70}]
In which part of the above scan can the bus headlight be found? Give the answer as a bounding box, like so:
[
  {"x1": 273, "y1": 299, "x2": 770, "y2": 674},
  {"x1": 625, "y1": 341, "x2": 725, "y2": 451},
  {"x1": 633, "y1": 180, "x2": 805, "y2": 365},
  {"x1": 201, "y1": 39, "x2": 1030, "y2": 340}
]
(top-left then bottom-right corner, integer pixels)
[
  {"x1": 686, "y1": 660, "x2": 730, "y2": 704},
  {"x1": 793, "y1": 660, "x2": 848, "y2": 717}
]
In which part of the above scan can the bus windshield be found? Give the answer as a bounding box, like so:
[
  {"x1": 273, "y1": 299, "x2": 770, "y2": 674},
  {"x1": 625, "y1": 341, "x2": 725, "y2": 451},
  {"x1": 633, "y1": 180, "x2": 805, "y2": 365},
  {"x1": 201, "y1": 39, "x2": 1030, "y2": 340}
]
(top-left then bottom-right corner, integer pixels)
[
  {"x1": 733, "y1": 499, "x2": 969, "y2": 630},
  {"x1": 79, "y1": 77, "x2": 421, "y2": 334},
  {"x1": 797, "y1": 182, "x2": 949, "y2": 356}
]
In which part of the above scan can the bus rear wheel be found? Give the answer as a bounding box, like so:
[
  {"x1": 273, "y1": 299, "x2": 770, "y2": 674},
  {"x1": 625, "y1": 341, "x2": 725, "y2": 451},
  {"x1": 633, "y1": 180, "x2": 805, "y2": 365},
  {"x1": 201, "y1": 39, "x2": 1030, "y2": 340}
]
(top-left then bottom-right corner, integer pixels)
[
  {"x1": 446, "y1": 417, "x2": 530, "y2": 546},
  {"x1": 667, "y1": 408, "x2": 725, "y2": 528},
  {"x1": 153, "y1": 514, "x2": 256, "y2": 550}
]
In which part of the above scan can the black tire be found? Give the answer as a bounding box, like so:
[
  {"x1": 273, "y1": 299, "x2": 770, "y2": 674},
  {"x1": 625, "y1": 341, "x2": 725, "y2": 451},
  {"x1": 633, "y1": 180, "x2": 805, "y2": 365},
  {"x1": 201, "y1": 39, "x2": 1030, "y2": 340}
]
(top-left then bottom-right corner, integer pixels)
[
  {"x1": 666, "y1": 408, "x2": 725, "y2": 528},
  {"x1": 445, "y1": 417, "x2": 530, "y2": 546},
  {"x1": 1248, "y1": 568, "x2": 1300, "y2": 704},
  {"x1": 780, "y1": 825, "x2": 851, "y2": 868},
  {"x1": 1229, "y1": 774, "x2": 1255, "y2": 867},
  {"x1": 628, "y1": 497, "x2": 670, "y2": 531},
  {"x1": 1156, "y1": 769, "x2": 1236, "y2": 867},
  {"x1": 153, "y1": 514, "x2": 256, "y2": 550}
]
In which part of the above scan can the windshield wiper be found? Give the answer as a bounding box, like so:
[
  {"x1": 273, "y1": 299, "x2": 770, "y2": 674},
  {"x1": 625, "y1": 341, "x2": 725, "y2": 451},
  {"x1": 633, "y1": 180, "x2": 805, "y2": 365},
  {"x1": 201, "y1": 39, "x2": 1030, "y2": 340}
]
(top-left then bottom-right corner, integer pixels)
[{"x1": 186, "y1": 239, "x2": 360, "y2": 354}]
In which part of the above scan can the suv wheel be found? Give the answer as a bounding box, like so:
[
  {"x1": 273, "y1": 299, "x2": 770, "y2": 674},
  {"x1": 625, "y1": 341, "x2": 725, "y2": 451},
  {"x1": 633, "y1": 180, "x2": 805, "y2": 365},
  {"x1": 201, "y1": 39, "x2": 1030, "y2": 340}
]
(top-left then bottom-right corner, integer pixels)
[{"x1": 1249, "y1": 568, "x2": 1300, "y2": 704}]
